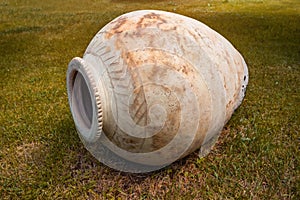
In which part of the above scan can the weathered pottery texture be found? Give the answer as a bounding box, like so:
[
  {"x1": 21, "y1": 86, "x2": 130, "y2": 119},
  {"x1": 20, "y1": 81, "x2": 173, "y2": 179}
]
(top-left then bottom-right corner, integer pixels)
[{"x1": 66, "y1": 10, "x2": 249, "y2": 173}]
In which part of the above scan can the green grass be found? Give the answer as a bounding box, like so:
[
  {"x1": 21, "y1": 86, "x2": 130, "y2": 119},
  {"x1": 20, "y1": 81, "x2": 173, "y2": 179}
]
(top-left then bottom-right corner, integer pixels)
[{"x1": 0, "y1": 0, "x2": 299, "y2": 199}]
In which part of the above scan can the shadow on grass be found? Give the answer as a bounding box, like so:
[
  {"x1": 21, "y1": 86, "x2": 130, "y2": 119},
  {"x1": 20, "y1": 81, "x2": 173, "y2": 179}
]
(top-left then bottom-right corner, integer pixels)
[{"x1": 40, "y1": 111, "x2": 199, "y2": 188}]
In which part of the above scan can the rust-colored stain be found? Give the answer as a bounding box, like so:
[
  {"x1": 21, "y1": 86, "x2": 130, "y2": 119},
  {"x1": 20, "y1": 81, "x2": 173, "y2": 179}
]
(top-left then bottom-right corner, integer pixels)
[
  {"x1": 137, "y1": 12, "x2": 167, "y2": 29},
  {"x1": 105, "y1": 16, "x2": 128, "y2": 39}
]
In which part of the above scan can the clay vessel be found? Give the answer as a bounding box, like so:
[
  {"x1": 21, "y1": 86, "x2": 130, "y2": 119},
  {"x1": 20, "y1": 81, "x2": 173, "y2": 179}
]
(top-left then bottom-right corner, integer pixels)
[{"x1": 66, "y1": 10, "x2": 248, "y2": 173}]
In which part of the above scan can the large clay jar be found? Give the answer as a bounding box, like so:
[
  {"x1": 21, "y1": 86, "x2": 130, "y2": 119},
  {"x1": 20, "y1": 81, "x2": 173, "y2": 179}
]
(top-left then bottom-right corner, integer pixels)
[{"x1": 66, "y1": 10, "x2": 248, "y2": 173}]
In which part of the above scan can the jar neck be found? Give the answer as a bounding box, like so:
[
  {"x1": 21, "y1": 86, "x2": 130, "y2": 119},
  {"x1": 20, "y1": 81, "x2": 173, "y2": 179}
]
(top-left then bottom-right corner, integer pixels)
[{"x1": 67, "y1": 57, "x2": 105, "y2": 142}]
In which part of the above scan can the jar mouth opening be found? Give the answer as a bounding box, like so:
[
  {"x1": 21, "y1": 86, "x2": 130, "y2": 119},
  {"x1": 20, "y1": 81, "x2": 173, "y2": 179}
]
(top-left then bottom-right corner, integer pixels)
[
  {"x1": 71, "y1": 70, "x2": 93, "y2": 130},
  {"x1": 67, "y1": 57, "x2": 103, "y2": 142}
]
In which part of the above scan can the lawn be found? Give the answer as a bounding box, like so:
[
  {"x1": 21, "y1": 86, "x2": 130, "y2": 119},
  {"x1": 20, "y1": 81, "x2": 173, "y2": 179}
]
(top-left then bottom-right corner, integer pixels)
[{"x1": 0, "y1": 0, "x2": 299, "y2": 199}]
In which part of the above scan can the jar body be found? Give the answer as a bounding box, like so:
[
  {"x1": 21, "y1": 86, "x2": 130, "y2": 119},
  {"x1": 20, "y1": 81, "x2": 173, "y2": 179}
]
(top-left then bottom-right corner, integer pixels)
[{"x1": 67, "y1": 10, "x2": 248, "y2": 173}]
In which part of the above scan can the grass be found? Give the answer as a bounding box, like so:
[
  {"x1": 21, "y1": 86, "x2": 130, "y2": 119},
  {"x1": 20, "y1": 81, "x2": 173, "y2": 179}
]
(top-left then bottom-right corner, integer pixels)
[{"x1": 0, "y1": 0, "x2": 299, "y2": 199}]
